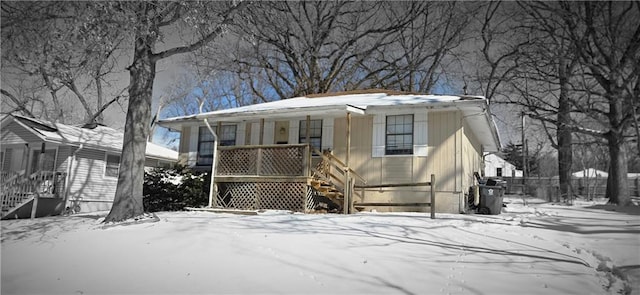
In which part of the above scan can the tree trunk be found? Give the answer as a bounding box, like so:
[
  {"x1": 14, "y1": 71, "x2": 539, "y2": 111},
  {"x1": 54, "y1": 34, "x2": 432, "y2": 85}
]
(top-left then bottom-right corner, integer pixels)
[
  {"x1": 605, "y1": 132, "x2": 630, "y2": 205},
  {"x1": 104, "y1": 28, "x2": 156, "y2": 222},
  {"x1": 557, "y1": 59, "x2": 572, "y2": 202},
  {"x1": 605, "y1": 92, "x2": 630, "y2": 205}
]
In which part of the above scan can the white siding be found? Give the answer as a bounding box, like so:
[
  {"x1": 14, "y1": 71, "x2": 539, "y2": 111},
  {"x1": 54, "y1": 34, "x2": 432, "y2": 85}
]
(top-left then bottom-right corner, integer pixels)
[
  {"x1": 250, "y1": 123, "x2": 260, "y2": 145},
  {"x1": 188, "y1": 126, "x2": 199, "y2": 166},
  {"x1": 236, "y1": 122, "x2": 246, "y2": 146},
  {"x1": 288, "y1": 120, "x2": 299, "y2": 144},
  {"x1": 263, "y1": 121, "x2": 275, "y2": 145},
  {"x1": 322, "y1": 118, "x2": 334, "y2": 151},
  {"x1": 67, "y1": 148, "x2": 117, "y2": 211}
]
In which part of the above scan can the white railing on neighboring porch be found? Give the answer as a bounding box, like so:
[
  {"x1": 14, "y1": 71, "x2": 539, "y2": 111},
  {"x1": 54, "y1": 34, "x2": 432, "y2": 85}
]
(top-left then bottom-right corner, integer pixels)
[{"x1": 1, "y1": 171, "x2": 66, "y2": 215}]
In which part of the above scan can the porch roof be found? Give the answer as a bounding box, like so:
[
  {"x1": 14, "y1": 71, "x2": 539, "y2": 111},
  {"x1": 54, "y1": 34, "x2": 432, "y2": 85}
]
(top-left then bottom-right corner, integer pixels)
[{"x1": 157, "y1": 92, "x2": 501, "y2": 151}]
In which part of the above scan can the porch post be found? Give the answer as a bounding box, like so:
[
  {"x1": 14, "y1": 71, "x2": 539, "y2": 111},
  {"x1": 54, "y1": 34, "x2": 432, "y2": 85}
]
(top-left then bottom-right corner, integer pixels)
[
  {"x1": 259, "y1": 119, "x2": 265, "y2": 145},
  {"x1": 38, "y1": 142, "x2": 45, "y2": 171},
  {"x1": 305, "y1": 115, "x2": 310, "y2": 145},
  {"x1": 344, "y1": 112, "x2": 351, "y2": 214},
  {"x1": 31, "y1": 142, "x2": 45, "y2": 219},
  {"x1": 21, "y1": 143, "x2": 28, "y2": 174}
]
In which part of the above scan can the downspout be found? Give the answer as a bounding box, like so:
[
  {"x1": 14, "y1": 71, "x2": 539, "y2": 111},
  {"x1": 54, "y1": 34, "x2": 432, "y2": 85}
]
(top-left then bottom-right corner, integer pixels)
[{"x1": 202, "y1": 118, "x2": 219, "y2": 208}]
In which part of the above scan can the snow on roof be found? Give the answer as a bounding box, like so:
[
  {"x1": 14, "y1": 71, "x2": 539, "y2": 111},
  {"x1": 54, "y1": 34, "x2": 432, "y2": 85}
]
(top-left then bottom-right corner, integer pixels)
[
  {"x1": 159, "y1": 92, "x2": 485, "y2": 124},
  {"x1": 157, "y1": 91, "x2": 501, "y2": 152},
  {"x1": 8, "y1": 115, "x2": 178, "y2": 161}
]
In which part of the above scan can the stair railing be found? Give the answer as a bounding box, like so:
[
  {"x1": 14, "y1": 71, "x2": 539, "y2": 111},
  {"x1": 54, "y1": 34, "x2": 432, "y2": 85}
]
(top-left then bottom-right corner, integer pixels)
[
  {"x1": 1, "y1": 171, "x2": 66, "y2": 216},
  {"x1": 310, "y1": 148, "x2": 366, "y2": 209}
]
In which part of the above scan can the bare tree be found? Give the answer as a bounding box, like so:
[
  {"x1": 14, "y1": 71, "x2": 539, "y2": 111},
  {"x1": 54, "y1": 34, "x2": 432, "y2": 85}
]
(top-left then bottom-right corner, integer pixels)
[
  {"x1": 104, "y1": 1, "x2": 248, "y2": 222},
  {"x1": 1, "y1": 2, "x2": 128, "y2": 125},
  {"x1": 186, "y1": 1, "x2": 473, "y2": 102},
  {"x1": 505, "y1": 1, "x2": 639, "y2": 205}
]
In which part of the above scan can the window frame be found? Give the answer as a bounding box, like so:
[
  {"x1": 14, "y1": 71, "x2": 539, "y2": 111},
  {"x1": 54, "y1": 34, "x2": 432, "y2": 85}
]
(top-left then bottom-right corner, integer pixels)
[
  {"x1": 385, "y1": 114, "x2": 414, "y2": 155},
  {"x1": 104, "y1": 153, "x2": 120, "y2": 178},
  {"x1": 197, "y1": 125, "x2": 237, "y2": 166},
  {"x1": 298, "y1": 119, "x2": 322, "y2": 152}
]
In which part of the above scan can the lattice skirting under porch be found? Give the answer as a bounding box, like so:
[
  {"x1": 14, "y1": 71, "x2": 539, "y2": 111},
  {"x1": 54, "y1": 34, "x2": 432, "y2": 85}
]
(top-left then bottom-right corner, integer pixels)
[{"x1": 216, "y1": 181, "x2": 317, "y2": 212}]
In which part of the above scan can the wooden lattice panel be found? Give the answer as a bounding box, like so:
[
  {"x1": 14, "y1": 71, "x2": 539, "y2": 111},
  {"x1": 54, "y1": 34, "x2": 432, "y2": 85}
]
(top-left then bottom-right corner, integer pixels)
[
  {"x1": 255, "y1": 182, "x2": 306, "y2": 211},
  {"x1": 217, "y1": 149, "x2": 258, "y2": 175},
  {"x1": 216, "y1": 181, "x2": 307, "y2": 212},
  {"x1": 305, "y1": 186, "x2": 319, "y2": 211},
  {"x1": 226, "y1": 183, "x2": 258, "y2": 209},
  {"x1": 259, "y1": 147, "x2": 305, "y2": 176}
]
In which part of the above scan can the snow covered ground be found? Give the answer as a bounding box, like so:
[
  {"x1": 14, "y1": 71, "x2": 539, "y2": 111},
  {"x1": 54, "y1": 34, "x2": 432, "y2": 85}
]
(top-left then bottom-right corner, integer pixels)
[{"x1": 2, "y1": 196, "x2": 639, "y2": 295}]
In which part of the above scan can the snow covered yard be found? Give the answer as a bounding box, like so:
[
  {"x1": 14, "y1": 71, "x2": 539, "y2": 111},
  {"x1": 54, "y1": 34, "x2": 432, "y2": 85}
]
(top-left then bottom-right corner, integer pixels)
[{"x1": 2, "y1": 197, "x2": 638, "y2": 295}]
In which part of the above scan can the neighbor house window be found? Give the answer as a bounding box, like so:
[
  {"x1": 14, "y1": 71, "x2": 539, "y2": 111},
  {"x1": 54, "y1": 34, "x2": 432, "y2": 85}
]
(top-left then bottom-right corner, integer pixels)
[
  {"x1": 385, "y1": 114, "x2": 413, "y2": 155},
  {"x1": 198, "y1": 125, "x2": 236, "y2": 166},
  {"x1": 299, "y1": 119, "x2": 322, "y2": 151},
  {"x1": 31, "y1": 149, "x2": 56, "y2": 173},
  {"x1": 496, "y1": 168, "x2": 503, "y2": 177},
  {"x1": 105, "y1": 154, "x2": 120, "y2": 178}
]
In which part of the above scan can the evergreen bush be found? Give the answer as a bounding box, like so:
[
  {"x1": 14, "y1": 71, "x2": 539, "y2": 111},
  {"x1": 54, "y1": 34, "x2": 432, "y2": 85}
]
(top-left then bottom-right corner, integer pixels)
[{"x1": 143, "y1": 166, "x2": 210, "y2": 212}]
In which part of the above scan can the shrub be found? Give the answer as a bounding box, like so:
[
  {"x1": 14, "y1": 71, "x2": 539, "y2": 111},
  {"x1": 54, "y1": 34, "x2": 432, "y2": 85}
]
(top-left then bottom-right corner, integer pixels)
[{"x1": 143, "y1": 166, "x2": 210, "y2": 212}]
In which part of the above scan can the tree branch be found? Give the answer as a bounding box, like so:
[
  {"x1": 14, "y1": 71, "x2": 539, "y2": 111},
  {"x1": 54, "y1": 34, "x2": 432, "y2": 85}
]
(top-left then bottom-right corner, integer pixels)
[{"x1": 1, "y1": 88, "x2": 36, "y2": 118}]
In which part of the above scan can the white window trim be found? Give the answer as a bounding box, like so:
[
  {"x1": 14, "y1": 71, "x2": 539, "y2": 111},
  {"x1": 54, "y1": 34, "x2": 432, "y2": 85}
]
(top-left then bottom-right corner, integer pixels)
[
  {"x1": 372, "y1": 110, "x2": 428, "y2": 158},
  {"x1": 104, "y1": 153, "x2": 120, "y2": 178}
]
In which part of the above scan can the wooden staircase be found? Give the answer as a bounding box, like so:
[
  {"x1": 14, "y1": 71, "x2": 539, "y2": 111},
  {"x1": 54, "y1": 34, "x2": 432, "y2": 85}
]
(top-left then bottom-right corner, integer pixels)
[
  {"x1": 308, "y1": 148, "x2": 366, "y2": 213},
  {"x1": 309, "y1": 179, "x2": 344, "y2": 212},
  {"x1": 1, "y1": 171, "x2": 66, "y2": 219}
]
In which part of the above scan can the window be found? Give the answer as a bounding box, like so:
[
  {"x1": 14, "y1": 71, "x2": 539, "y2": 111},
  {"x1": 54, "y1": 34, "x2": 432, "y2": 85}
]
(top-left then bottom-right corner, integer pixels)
[
  {"x1": 198, "y1": 125, "x2": 237, "y2": 166},
  {"x1": 31, "y1": 149, "x2": 56, "y2": 173},
  {"x1": 496, "y1": 168, "x2": 503, "y2": 177},
  {"x1": 385, "y1": 114, "x2": 413, "y2": 155},
  {"x1": 105, "y1": 154, "x2": 120, "y2": 178},
  {"x1": 299, "y1": 119, "x2": 322, "y2": 151},
  {"x1": 219, "y1": 125, "x2": 237, "y2": 146}
]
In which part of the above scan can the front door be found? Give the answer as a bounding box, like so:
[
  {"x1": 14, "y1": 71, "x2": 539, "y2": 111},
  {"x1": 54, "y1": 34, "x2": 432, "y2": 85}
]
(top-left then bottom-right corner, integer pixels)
[{"x1": 274, "y1": 121, "x2": 289, "y2": 144}]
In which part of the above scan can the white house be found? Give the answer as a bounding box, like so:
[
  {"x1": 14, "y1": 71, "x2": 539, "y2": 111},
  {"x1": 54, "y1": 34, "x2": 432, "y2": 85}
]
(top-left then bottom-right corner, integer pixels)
[
  {"x1": 1, "y1": 114, "x2": 178, "y2": 219},
  {"x1": 484, "y1": 153, "x2": 522, "y2": 178}
]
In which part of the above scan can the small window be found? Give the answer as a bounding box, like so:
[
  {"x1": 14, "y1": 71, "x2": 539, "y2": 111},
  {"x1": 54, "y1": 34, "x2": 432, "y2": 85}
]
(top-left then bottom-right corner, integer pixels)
[
  {"x1": 385, "y1": 114, "x2": 413, "y2": 155},
  {"x1": 105, "y1": 154, "x2": 120, "y2": 178},
  {"x1": 496, "y1": 167, "x2": 503, "y2": 177},
  {"x1": 299, "y1": 119, "x2": 322, "y2": 151}
]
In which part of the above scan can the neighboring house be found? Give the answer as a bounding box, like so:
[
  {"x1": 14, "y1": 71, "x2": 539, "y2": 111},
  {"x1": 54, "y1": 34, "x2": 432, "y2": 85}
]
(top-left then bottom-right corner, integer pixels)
[
  {"x1": 572, "y1": 168, "x2": 608, "y2": 178},
  {"x1": 484, "y1": 153, "x2": 522, "y2": 178},
  {"x1": 158, "y1": 90, "x2": 501, "y2": 214},
  {"x1": 1, "y1": 115, "x2": 178, "y2": 219}
]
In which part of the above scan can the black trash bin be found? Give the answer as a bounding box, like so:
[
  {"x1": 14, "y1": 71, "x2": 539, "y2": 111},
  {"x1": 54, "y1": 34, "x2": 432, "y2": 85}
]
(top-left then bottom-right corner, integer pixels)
[{"x1": 477, "y1": 185, "x2": 504, "y2": 215}]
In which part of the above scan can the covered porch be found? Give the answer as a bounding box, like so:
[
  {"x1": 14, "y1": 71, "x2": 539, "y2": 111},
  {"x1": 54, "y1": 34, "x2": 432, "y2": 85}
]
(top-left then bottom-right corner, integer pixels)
[{"x1": 211, "y1": 143, "x2": 365, "y2": 213}]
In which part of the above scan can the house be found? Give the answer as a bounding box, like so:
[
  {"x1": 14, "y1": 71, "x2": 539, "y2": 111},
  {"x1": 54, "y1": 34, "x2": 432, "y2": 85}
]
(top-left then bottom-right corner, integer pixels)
[
  {"x1": 157, "y1": 90, "x2": 501, "y2": 214},
  {"x1": 571, "y1": 168, "x2": 608, "y2": 178},
  {"x1": 484, "y1": 153, "x2": 522, "y2": 178},
  {"x1": 1, "y1": 114, "x2": 178, "y2": 219}
]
